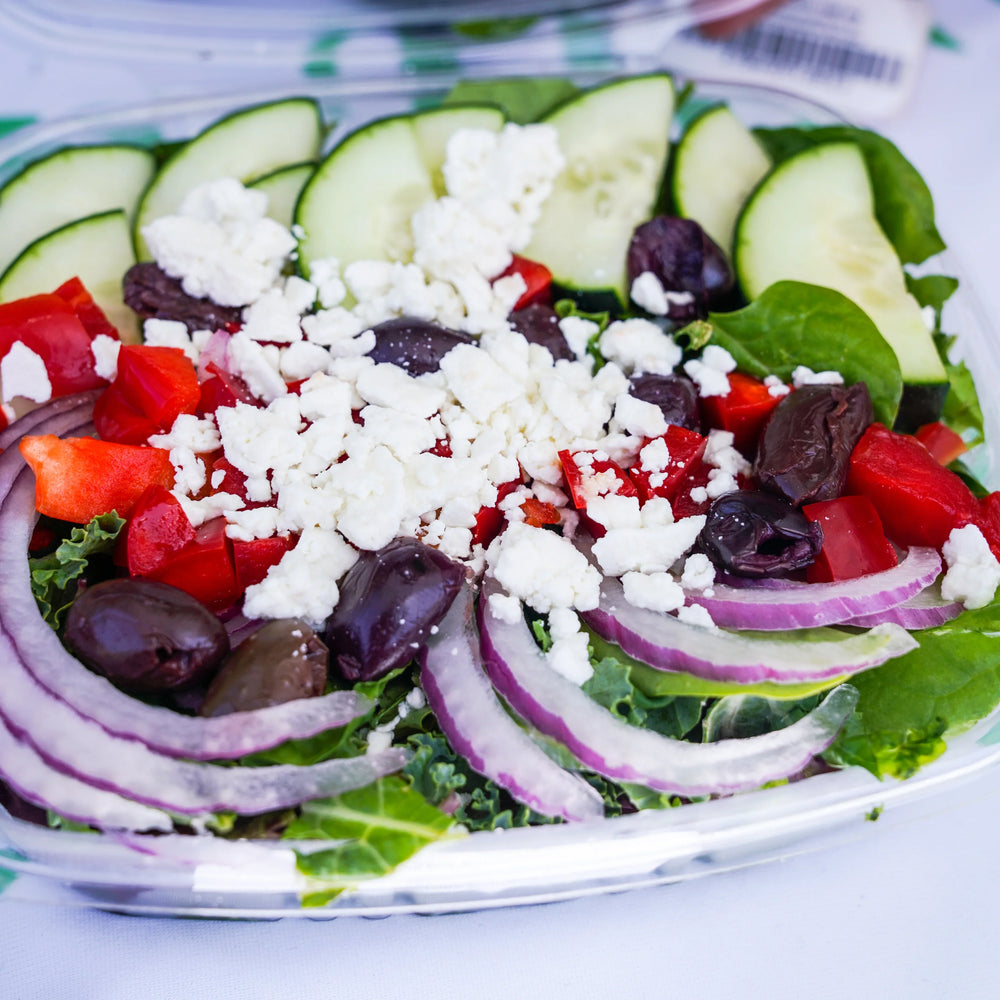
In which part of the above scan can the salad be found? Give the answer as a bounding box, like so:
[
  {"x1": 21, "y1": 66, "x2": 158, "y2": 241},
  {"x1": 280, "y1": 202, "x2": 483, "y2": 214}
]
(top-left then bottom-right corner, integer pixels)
[{"x1": 0, "y1": 72, "x2": 998, "y2": 907}]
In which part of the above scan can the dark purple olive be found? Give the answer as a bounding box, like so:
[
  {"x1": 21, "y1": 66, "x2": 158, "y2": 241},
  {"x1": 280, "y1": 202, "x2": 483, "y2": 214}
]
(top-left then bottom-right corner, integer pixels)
[
  {"x1": 123, "y1": 262, "x2": 243, "y2": 333},
  {"x1": 64, "y1": 579, "x2": 230, "y2": 694},
  {"x1": 698, "y1": 490, "x2": 823, "y2": 578},
  {"x1": 509, "y1": 303, "x2": 575, "y2": 361},
  {"x1": 365, "y1": 317, "x2": 474, "y2": 375},
  {"x1": 325, "y1": 538, "x2": 465, "y2": 683},
  {"x1": 628, "y1": 373, "x2": 701, "y2": 431},
  {"x1": 627, "y1": 216, "x2": 735, "y2": 318},
  {"x1": 755, "y1": 383, "x2": 874, "y2": 506},
  {"x1": 199, "y1": 619, "x2": 327, "y2": 717}
]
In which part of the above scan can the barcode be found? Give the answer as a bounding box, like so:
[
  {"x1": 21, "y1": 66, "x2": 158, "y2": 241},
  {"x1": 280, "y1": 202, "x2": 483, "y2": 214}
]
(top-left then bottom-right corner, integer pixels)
[{"x1": 689, "y1": 25, "x2": 903, "y2": 84}]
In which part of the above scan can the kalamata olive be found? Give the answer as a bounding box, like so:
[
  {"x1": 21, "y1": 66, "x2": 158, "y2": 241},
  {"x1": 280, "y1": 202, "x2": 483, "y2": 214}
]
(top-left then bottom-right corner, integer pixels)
[
  {"x1": 325, "y1": 537, "x2": 466, "y2": 682},
  {"x1": 64, "y1": 579, "x2": 230, "y2": 694},
  {"x1": 755, "y1": 383, "x2": 874, "y2": 506},
  {"x1": 199, "y1": 619, "x2": 328, "y2": 717},
  {"x1": 508, "y1": 303, "x2": 575, "y2": 361},
  {"x1": 628, "y1": 373, "x2": 701, "y2": 431},
  {"x1": 123, "y1": 262, "x2": 243, "y2": 333},
  {"x1": 627, "y1": 216, "x2": 735, "y2": 318},
  {"x1": 365, "y1": 317, "x2": 474, "y2": 375},
  {"x1": 698, "y1": 490, "x2": 823, "y2": 578}
]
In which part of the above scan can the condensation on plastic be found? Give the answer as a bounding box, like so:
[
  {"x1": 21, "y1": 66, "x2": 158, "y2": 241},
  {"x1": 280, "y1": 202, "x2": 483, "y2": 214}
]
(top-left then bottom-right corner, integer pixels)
[{"x1": 0, "y1": 75, "x2": 998, "y2": 918}]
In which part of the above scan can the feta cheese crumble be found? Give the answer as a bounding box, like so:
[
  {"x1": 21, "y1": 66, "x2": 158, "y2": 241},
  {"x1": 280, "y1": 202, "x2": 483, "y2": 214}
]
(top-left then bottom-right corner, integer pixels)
[{"x1": 941, "y1": 524, "x2": 1000, "y2": 609}]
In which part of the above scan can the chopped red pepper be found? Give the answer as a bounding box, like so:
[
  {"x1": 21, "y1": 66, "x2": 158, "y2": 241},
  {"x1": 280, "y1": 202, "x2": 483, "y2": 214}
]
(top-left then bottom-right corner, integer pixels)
[
  {"x1": 232, "y1": 534, "x2": 297, "y2": 590},
  {"x1": 53, "y1": 277, "x2": 119, "y2": 341},
  {"x1": 93, "y1": 383, "x2": 160, "y2": 445},
  {"x1": 975, "y1": 492, "x2": 1000, "y2": 561},
  {"x1": 846, "y1": 423, "x2": 980, "y2": 550},
  {"x1": 559, "y1": 449, "x2": 638, "y2": 537},
  {"x1": 628, "y1": 425, "x2": 707, "y2": 503},
  {"x1": 700, "y1": 372, "x2": 785, "y2": 455},
  {"x1": 19, "y1": 434, "x2": 174, "y2": 523},
  {"x1": 119, "y1": 345, "x2": 200, "y2": 425},
  {"x1": 197, "y1": 364, "x2": 260, "y2": 415},
  {"x1": 521, "y1": 496, "x2": 561, "y2": 527},
  {"x1": 498, "y1": 255, "x2": 553, "y2": 310},
  {"x1": 124, "y1": 484, "x2": 196, "y2": 577},
  {"x1": 802, "y1": 495, "x2": 898, "y2": 583},
  {"x1": 470, "y1": 478, "x2": 522, "y2": 547},
  {"x1": 148, "y1": 516, "x2": 240, "y2": 611},
  {"x1": 915, "y1": 421, "x2": 969, "y2": 467}
]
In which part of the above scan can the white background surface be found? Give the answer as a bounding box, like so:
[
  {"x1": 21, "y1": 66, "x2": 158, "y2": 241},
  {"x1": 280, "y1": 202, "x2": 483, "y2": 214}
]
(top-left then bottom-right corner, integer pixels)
[{"x1": 1, "y1": 1, "x2": 999, "y2": 997}]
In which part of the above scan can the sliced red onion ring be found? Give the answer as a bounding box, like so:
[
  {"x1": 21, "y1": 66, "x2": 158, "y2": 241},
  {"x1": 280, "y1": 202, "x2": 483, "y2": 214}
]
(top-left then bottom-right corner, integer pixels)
[
  {"x1": 0, "y1": 389, "x2": 102, "y2": 453},
  {"x1": 681, "y1": 547, "x2": 943, "y2": 630},
  {"x1": 844, "y1": 582, "x2": 963, "y2": 629},
  {"x1": 477, "y1": 578, "x2": 859, "y2": 796},
  {"x1": 583, "y1": 575, "x2": 917, "y2": 685},
  {"x1": 0, "y1": 711, "x2": 172, "y2": 833},
  {"x1": 0, "y1": 411, "x2": 371, "y2": 759},
  {"x1": 421, "y1": 585, "x2": 604, "y2": 823}
]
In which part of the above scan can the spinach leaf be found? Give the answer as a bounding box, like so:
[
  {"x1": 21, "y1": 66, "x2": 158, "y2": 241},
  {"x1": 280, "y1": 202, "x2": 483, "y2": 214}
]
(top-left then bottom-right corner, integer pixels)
[
  {"x1": 905, "y1": 273, "x2": 959, "y2": 328},
  {"x1": 287, "y1": 776, "x2": 458, "y2": 906},
  {"x1": 704, "y1": 280, "x2": 903, "y2": 426},
  {"x1": 443, "y1": 76, "x2": 579, "y2": 124},
  {"x1": 935, "y1": 331, "x2": 985, "y2": 449},
  {"x1": 753, "y1": 125, "x2": 945, "y2": 265},
  {"x1": 29, "y1": 512, "x2": 125, "y2": 629}
]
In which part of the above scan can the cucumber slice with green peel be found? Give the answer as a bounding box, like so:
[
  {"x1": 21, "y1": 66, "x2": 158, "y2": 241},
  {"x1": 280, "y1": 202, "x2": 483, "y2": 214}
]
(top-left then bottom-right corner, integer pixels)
[
  {"x1": 735, "y1": 142, "x2": 948, "y2": 401},
  {"x1": 523, "y1": 74, "x2": 675, "y2": 306},
  {"x1": 671, "y1": 104, "x2": 771, "y2": 254},
  {"x1": 0, "y1": 210, "x2": 139, "y2": 342},
  {"x1": 134, "y1": 97, "x2": 324, "y2": 259},
  {"x1": 249, "y1": 161, "x2": 315, "y2": 229},
  {"x1": 295, "y1": 104, "x2": 505, "y2": 278},
  {"x1": 0, "y1": 144, "x2": 155, "y2": 277}
]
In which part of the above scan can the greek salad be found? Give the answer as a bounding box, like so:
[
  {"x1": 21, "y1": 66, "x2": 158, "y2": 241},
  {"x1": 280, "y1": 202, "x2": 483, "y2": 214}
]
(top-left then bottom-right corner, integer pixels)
[{"x1": 0, "y1": 73, "x2": 998, "y2": 903}]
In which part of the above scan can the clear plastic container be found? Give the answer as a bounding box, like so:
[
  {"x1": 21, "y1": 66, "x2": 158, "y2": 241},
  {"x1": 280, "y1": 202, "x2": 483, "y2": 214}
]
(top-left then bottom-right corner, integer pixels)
[{"x1": 1, "y1": 69, "x2": 998, "y2": 918}]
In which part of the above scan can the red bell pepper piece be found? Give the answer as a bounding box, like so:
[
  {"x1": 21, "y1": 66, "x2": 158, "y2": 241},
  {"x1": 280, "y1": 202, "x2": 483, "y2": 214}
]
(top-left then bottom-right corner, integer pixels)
[
  {"x1": 19, "y1": 434, "x2": 174, "y2": 523},
  {"x1": 915, "y1": 421, "x2": 969, "y2": 467},
  {"x1": 559, "y1": 449, "x2": 638, "y2": 537},
  {"x1": 521, "y1": 496, "x2": 561, "y2": 527},
  {"x1": 123, "y1": 484, "x2": 196, "y2": 577},
  {"x1": 117, "y1": 345, "x2": 200, "y2": 426},
  {"x1": 149, "y1": 516, "x2": 240, "y2": 611},
  {"x1": 232, "y1": 534, "x2": 297, "y2": 590},
  {"x1": 700, "y1": 372, "x2": 785, "y2": 455},
  {"x1": 197, "y1": 361, "x2": 260, "y2": 415},
  {"x1": 470, "y1": 478, "x2": 522, "y2": 547},
  {"x1": 802, "y1": 495, "x2": 898, "y2": 583},
  {"x1": 498, "y1": 255, "x2": 553, "y2": 310},
  {"x1": 628, "y1": 425, "x2": 707, "y2": 503},
  {"x1": 975, "y1": 492, "x2": 1000, "y2": 561},
  {"x1": 53, "y1": 277, "x2": 119, "y2": 341},
  {"x1": 93, "y1": 383, "x2": 161, "y2": 445},
  {"x1": 0, "y1": 293, "x2": 108, "y2": 397},
  {"x1": 846, "y1": 423, "x2": 980, "y2": 550}
]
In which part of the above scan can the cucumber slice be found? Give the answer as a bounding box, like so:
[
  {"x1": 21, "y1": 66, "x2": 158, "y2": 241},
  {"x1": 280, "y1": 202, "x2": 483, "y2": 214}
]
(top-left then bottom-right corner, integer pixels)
[
  {"x1": 295, "y1": 104, "x2": 505, "y2": 278},
  {"x1": 671, "y1": 104, "x2": 771, "y2": 254},
  {"x1": 735, "y1": 142, "x2": 947, "y2": 398},
  {"x1": 523, "y1": 74, "x2": 675, "y2": 306},
  {"x1": 134, "y1": 98, "x2": 324, "y2": 259},
  {"x1": 0, "y1": 210, "x2": 139, "y2": 342},
  {"x1": 0, "y1": 144, "x2": 155, "y2": 277},
  {"x1": 249, "y1": 161, "x2": 315, "y2": 229}
]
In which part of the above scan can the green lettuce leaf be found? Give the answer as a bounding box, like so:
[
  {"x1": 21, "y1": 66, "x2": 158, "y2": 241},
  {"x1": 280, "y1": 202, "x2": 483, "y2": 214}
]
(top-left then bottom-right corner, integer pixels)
[
  {"x1": 443, "y1": 76, "x2": 579, "y2": 124},
  {"x1": 287, "y1": 775, "x2": 458, "y2": 906},
  {"x1": 905, "y1": 273, "x2": 959, "y2": 328},
  {"x1": 29, "y1": 512, "x2": 125, "y2": 629},
  {"x1": 934, "y1": 331, "x2": 985, "y2": 449},
  {"x1": 703, "y1": 280, "x2": 903, "y2": 426},
  {"x1": 753, "y1": 125, "x2": 945, "y2": 265}
]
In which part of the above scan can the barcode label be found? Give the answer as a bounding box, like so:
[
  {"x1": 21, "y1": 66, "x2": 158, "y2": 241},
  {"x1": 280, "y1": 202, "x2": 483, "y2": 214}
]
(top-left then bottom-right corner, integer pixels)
[{"x1": 687, "y1": 24, "x2": 904, "y2": 85}]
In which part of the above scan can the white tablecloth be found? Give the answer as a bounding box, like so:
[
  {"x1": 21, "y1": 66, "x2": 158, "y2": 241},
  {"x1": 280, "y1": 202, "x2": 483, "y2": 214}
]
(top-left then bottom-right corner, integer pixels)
[{"x1": 1, "y1": 1, "x2": 999, "y2": 997}]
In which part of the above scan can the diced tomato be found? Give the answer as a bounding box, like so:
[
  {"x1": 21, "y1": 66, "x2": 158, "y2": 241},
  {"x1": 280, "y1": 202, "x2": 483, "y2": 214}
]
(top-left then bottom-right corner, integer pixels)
[
  {"x1": 521, "y1": 496, "x2": 561, "y2": 527},
  {"x1": 802, "y1": 495, "x2": 898, "y2": 583},
  {"x1": 846, "y1": 423, "x2": 981, "y2": 550},
  {"x1": 197, "y1": 362, "x2": 260, "y2": 415},
  {"x1": 0, "y1": 293, "x2": 108, "y2": 397},
  {"x1": 915, "y1": 421, "x2": 969, "y2": 467},
  {"x1": 53, "y1": 277, "x2": 119, "y2": 341},
  {"x1": 232, "y1": 534, "x2": 297, "y2": 590},
  {"x1": 700, "y1": 372, "x2": 784, "y2": 455},
  {"x1": 148, "y1": 516, "x2": 240, "y2": 611},
  {"x1": 124, "y1": 484, "x2": 196, "y2": 577},
  {"x1": 498, "y1": 255, "x2": 553, "y2": 310},
  {"x1": 471, "y1": 478, "x2": 522, "y2": 547},
  {"x1": 427, "y1": 437, "x2": 453, "y2": 458},
  {"x1": 628, "y1": 425, "x2": 707, "y2": 503},
  {"x1": 19, "y1": 434, "x2": 174, "y2": 523},
  {"x1": 559, "y1": 449, "x2": 637, "y2": 537}
]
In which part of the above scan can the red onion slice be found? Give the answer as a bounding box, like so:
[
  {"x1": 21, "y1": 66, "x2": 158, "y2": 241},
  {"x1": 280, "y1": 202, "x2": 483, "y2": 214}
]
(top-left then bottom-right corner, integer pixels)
[
  {"x1": 0, "y1": 710, "x2": 172, "y2": 833},
  {"x1": 583, "y1": 575, "x2": 918, "y2": 685},
  {"x1": 0, "y1": 412, "x2": 371, "y2": 759},
  {"x1": 0, "y1": 389, "x2": 102, "y2": 453},
  {"x1": 844, "y1": 583, "x2": 963, "y2": 629},
  {"x1": 421, "y1": 585, "x2": 604, "y2": 823},
  {"x1": 477, "y1": 578, "x2": 859, "y2": 795},
  {"x1": 681, "y1": 548, "x2": 943, "y2": 630}
]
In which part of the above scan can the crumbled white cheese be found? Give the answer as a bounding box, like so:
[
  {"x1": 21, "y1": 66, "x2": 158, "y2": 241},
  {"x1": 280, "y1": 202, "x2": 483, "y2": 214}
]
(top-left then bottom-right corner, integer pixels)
[
  {"x1": 2, "y1": 342, "x2": 51, "y2": 403},
  {"x1": 546, "y1": 607, "x2": 593, "y2": 684},
  {"x1": 622, "y1": 571, "x2": 685, "y2": 614},
  {"x1": 792, "y1": 365, "x2": 844, "y2": 387},
  {"x1": 684, "y1": 345, "x2": 736, "y2": 398},
  {"x1": 676, "y1": 604, "x2": 717, "y2": 629},
  {"x1": 764, "y1": 374, "x2": 791, "y2": 398},
  {"x1": 90, "y1": 334, "x2": 121, "y2": 381},
  {"x1": 143, "y1": 318, "x2": 197, "y2": 361},
  {"x1": 592, "y1": 515, "x2": 705, "y2": 577},
  {"x1": 558, "y1": 315, "x2": 600, "y2": 362},
  {"x1": 680, "y1": 552, "x2": 716, "y2": 592},
  {"x1": 598, "y1": 318, "x2": 682, "y2": 375},
  {"x1": 941, "y1": 524, "x2": 1000, "y2": 609}
]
